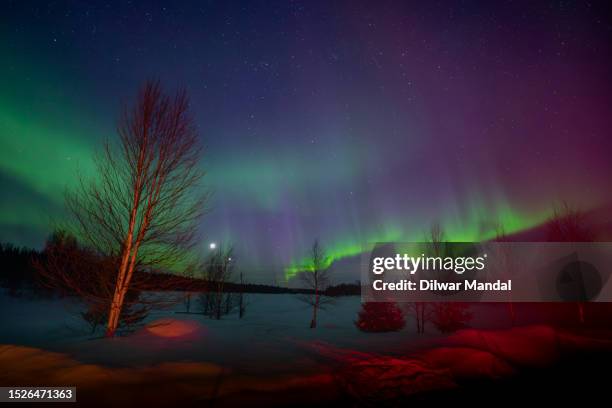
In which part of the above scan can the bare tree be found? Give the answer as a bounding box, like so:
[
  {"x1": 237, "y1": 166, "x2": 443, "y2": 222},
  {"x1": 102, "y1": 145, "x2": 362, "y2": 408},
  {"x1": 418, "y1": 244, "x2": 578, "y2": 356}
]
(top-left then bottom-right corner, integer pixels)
[
  {"x1": 546, "y1": 202, "x2": 595, "y2": 324},
  {"x1": 238, "y1": 270, "x2": 246, "y2": 319},
  {"x1": 65, "y1": 81, "x2": 206, "y2": 337},
  {"x1": 428, "y1": 222, "x2": 445, "y2": 256},
  {"x1": 407, "y1": 223, "x2": 446, "y2": 334},
  {"x1": 199, "y1": 245, "x2": 235, "y2": 320},
  {"x1": 405, "y1": 302, "x2": 430, "y2": 334},
  {"x1": 494, "y1": 224, "x2": 517, "y2": 326},
  {"x1": 182, "y1": 262, "x2": 197, "y2": 313},
  {"x1": 547, "y1": 202, "x2": 595, "y2": 242},
  {"x1": 298, "y1": 239, "x2": 332, "y2": 328}
]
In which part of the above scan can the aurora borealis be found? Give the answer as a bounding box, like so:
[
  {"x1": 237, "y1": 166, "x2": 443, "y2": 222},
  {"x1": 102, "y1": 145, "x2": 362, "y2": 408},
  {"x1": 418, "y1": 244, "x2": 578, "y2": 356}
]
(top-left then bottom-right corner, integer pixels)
[{"x1": 2, "y1": 1, "x2": 612, "y2": 283}]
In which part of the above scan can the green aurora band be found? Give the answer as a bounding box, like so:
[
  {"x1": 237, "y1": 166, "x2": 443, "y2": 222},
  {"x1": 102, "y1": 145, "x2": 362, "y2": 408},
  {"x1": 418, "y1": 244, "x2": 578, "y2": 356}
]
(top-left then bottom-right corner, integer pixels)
[
  {"x1": 2, "y1": 35, "x2": 610, "y2": 283},
  {"x1": 283, "y1": 202, "x2": 551, "y2": 280}
]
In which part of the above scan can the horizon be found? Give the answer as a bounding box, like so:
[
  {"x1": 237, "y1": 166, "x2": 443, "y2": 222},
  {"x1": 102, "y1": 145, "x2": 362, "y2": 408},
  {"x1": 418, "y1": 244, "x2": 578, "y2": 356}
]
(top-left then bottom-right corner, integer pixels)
[{"x1": 2, "y1": 1, "x2": 612, "y2": 284}]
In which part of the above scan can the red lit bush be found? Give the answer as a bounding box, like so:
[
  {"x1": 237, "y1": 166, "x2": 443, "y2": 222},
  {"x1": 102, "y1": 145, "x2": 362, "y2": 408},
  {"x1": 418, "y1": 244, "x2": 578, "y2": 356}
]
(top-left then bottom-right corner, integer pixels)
[
  {"x1": 356, "y1": 302, "x2": 406, "y2": 332},
  {"x1": 430, "y1": 303, "x2": 472, "y2": 333}
]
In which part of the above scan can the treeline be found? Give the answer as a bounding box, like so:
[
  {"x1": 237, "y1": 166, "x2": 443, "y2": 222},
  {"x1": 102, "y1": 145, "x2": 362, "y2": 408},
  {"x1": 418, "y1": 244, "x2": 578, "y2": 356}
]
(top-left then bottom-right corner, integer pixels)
[
  {"x1": 0, "y1": 240, "x2": 360, "y2": 297},
  {"x1": 0, "y1": 233, "x2": 359, "y2": 334},
  {"x1": 144, "y1": 272, "x2": 359, "y2": 295},
  {"x1": 0, "y1": 242, "x2": 40, "y2": 295}
]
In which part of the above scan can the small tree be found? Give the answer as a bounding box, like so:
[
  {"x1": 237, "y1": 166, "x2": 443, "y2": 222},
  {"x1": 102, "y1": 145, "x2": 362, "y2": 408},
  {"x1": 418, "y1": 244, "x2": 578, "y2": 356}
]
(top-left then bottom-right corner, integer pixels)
[
  {"x1": 547, "y1": 202, "x2": 595, "y2": 323},
  {"x1": 547, "y1": 202, "x2": 595, "y2": 243},
  {"x1": 298, "y1": 239, "x2": 332, "y2": 328},
  {"x1": 199, "y1": 245, "x2": 235, "y2": 319},
  {"x1": 238, "y1": 270, "x2": 246, "y2": 319},
  {"x1": 405, "y1": 302, "x2": 430, "y2": 334},
  {"x1": 182, "y1": 262, "x2": 197, "y2": 313},
  {"x1": 356, "y1": 302, "x2": 405, "y2": 332},
  {"x1": 407, "y1": 223, "x2": 445, "y2": 334},
  {"x1": 430, "y1": 303, "x2": 472, "y2": 333},
  {"x1": 428, "y1": 222, "x2": 445, "y2": 256},
  {"x1": 494, "y1": 224, "x2": 517, "y2": 326}
]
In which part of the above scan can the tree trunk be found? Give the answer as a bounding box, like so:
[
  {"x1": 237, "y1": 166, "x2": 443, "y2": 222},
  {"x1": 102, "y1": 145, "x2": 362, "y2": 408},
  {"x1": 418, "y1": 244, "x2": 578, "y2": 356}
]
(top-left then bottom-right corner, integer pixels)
[
  {"x1": 578, "y1": 302, "x2": 585, "y2": 324},
  {"x1": 105, "y1": 239, "x2": 141, "y2": 336},
  {"x1": 239, "y1": 272, "x2": 244, "y2": 319},
  {"x1": 215, "y1": 282, "x2": 223, "y2": 320},
  {"x1": 106, "y1": 282, "x2": 129, "y2": 336},
  {"x1": 185, "y1": 293, "x2": 191, "y2": 313},
  {"x1": 414, "y1": 302, "x2": 426, "y2": 334},
  {"x1": 419, "y1": 303, "x2": 426, "y2": 334},
  {"x1": 310, "y1": 293, "x2": 319, "y2": 328},
  {"x1": 106, "y1": 262, "x2": 129, "y2": 336},
  {"x1": 105, "y1": 167, "x2": 143, "y2": 337}
]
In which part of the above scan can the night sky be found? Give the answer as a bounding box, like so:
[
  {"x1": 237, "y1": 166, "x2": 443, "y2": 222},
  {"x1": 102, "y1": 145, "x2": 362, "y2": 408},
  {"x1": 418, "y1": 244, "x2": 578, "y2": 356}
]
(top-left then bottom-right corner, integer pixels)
[{"x1": 2, "y1": 1, "x2": 611, "y2": 283}]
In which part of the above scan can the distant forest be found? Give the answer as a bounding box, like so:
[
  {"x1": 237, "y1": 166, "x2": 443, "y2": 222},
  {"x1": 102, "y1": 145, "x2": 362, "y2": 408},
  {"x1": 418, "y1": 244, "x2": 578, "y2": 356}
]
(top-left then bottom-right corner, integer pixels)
[{"x1": 0, "y1": 241, "x2": 360, "y2": 297}]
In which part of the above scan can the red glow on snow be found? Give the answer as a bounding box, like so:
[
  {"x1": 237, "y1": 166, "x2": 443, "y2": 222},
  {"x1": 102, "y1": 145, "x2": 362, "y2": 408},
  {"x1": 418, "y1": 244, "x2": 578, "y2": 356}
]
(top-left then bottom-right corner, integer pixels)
[{"x1": 146, "y1": 319, "x2": 201, "y2": 338}]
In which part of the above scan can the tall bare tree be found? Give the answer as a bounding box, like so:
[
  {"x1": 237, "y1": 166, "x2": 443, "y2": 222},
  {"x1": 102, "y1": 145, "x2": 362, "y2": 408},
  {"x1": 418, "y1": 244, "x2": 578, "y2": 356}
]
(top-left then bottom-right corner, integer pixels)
[
  {"x1": 298, "y1": 239, "x2": 332, "y2": 328},
  {"x1": 66, "y1": 81, "x2": 206, "y2": 337}
]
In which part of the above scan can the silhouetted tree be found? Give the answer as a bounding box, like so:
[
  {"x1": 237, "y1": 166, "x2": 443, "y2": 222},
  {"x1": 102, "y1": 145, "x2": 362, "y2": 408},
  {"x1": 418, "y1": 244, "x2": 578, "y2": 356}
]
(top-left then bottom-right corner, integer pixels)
[
  {"x1": 297, "y1": 239, "x2": 333, "y2": 328},
  {"x1": 405, "y1": 302, "x2": 430, "y2": 334},
  {"x1": 0, "y1": 242, "x2": 39, "y2": 295},
  {"x1": 65, "y1": 81, "x2": 206, "y2": 336},
  {"x1": 546, "y1": 202, "x2": 595, "y2": 324},
  {"x1": 547, "y1": 202, "x2": 595, "y2": 243},
  {"x1": 238, "y1": 270, "x2": 246, "y2": 318},
  {"x1": 494, "y1": 224, "x2": 517, "y2": 326},
  {"x1": 428, "y1": 222, "x2": 445, "y2": 255},
  {"x1": 199, "y1": 245, "x2": 235, "y2": 319},
  {"x1": 182, "y1": 262, "x2": 197, "y2": 313},
  {"x1": 407, "y1": 223, "x2": 445, "y2": 334}
]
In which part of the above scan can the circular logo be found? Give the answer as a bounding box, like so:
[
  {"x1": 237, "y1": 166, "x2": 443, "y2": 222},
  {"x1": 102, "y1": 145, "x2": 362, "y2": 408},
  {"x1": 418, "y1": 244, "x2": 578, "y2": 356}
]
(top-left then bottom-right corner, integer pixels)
[{"x1": 556, "y1": 261, "x2": 602, "y2": 301}]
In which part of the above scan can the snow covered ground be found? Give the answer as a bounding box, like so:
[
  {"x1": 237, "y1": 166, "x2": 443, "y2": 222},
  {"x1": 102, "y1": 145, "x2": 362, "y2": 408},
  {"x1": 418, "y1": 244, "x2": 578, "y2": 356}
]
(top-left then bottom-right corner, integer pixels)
[
  {"x1": 0, "y1": 290, "x2": 560, "y2": 375},
  {"x1": 3, "y1": 290, "x2": 612, "y2": 406},
  {"x1": 0, "y1": 292, "x2": 427, "y2": 374}
]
